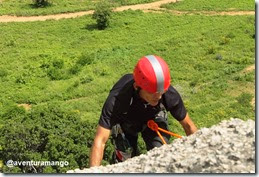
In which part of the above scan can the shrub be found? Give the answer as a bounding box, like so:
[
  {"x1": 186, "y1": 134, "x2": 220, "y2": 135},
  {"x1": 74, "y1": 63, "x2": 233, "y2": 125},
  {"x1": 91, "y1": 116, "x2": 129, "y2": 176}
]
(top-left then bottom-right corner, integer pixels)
[
  {"x1": 92, "y1": 1, "x2": 112, "y2": 30},
  {"x1": 47, "y1": 59, "x2": 68, "y2": 80},
  {"x1": 1, "y1": 104, "x2": 26, "y2": 120},
  {"x1": 52, "y1": 60, "x2": 64, "y2": 69},
  {"x1": 77, "y1": 53, "x2": 95, "y2": 66},
  {"x1": 33, "y1": 0, "x2": 50, "y2": 8},
  {"x1": 69, "y1": 64, "x2": 82, "y2": 75},
  {"x1": 47, "y1": 67, "x2": 65, "y2": 80},
  {"x1": 0, "y1": 103, "x2": 101, "y2": 173}
]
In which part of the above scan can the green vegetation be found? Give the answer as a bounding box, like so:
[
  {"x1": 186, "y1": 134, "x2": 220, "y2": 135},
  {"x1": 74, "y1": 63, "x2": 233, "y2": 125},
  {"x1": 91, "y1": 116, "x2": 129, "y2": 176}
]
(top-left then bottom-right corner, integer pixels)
[
  {"x1": 92, "y1": 1, "x2": 113, "y2": 30},
  {"x1": 0, "y1": 103, "x2": 114, "y2": 173},
  {"x1": 33, "y1": 0, "x2": 51, "y2": 8},
  {"x1": 0, "y1": 0, "x2": 255, "y2": 173},
  {"x1": 0, "y1": 0, "x2": 159, "y2": 16},
  {"x1": 162, "y1": 0, "x2": 255, "y2": 11}
]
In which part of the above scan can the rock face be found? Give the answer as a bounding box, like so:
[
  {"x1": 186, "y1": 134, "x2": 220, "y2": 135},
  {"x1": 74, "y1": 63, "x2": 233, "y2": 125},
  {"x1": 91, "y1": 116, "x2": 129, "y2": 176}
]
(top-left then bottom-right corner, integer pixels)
[{"x1": 67, "y1": 118, "x2": 255, "y2": 173}]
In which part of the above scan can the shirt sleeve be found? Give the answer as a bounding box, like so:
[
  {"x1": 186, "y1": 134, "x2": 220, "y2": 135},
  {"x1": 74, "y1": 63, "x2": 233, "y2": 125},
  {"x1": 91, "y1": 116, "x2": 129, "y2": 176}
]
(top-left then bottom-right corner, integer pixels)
[
  {"x1": 163, "y1": 86, "x2": 187, "y2": 121},
  {"x1": 98, "y1": 94, "x2": 118, "y2": 130},
  {"x1": 98, "y1": 74, "x2": 134, "y2": 129}
]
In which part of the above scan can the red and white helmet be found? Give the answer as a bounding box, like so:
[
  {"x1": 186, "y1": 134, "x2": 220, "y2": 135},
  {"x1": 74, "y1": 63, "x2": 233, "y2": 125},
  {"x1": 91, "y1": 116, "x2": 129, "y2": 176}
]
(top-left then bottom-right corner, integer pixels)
[{"x1": 133, "y1": 55, "x2": 171, "y2": 93}]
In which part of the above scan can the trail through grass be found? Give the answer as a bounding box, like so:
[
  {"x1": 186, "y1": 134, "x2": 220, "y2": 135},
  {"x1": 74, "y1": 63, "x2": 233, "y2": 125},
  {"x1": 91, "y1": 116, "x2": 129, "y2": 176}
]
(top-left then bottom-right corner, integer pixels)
[{"x1": 0, "y1": 11, "x2": 255, "y2": 132}]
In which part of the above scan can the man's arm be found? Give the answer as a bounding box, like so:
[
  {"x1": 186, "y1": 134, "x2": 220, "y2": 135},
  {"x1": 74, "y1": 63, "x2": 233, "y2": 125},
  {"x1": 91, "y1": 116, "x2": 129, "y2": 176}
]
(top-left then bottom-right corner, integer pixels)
[
  {"x1": 179, "y1": 113, "x2": 198, "y2": 136},
  {"x1": 89, "y1": 125, "x2": 111, "y2": 167}
]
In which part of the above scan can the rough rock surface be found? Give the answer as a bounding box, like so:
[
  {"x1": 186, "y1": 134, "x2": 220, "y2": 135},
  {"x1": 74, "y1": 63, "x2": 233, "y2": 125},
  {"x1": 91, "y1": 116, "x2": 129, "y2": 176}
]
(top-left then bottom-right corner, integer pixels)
[{"x1": 67, "y1": 118, "x2": 255, "y2": 173}]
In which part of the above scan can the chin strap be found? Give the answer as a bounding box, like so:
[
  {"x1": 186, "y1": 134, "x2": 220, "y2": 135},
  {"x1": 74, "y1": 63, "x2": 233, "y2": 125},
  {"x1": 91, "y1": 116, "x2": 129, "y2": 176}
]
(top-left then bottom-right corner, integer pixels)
[{"x1": 147, "y1": 120, "x2": 182, "y2": 144}]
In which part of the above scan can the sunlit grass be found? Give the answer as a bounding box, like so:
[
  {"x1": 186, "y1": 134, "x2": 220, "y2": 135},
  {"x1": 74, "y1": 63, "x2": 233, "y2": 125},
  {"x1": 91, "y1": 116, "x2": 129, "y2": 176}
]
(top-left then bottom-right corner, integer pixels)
[
  {"x1": 0, "y1": 11, "x2": 255, "y2": 135},
  {"x1": 162, "y1": 0, "x2": 255, "y2": 11}
]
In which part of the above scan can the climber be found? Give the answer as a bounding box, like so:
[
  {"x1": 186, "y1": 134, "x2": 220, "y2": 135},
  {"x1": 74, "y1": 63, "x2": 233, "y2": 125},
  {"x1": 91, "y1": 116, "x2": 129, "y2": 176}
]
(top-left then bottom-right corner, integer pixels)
[{"x1": 89, "y1": 55, "x2": 198, "y2": 167}]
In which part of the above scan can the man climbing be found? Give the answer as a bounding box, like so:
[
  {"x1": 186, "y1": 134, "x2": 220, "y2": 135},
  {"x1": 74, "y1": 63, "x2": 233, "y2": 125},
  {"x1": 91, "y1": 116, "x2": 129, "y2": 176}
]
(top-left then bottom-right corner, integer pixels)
[{"x1": 89, "y1": 55, "x2": 198, "y2": 167}]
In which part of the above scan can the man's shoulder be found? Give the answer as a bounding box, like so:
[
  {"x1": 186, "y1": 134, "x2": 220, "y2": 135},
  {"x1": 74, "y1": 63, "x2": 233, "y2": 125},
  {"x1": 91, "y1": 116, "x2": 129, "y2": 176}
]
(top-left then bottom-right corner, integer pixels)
[
  {"x1": 164, "y1": 85, "x2": 180, "y2": 97},
  {"x1": 117, "y1": 74, "x2": 134, "y2": 84},
  {"x1": 162, "y1": 85, "x2": 182, "y2": 108},
  {"x1": 106, "y1": 74, "x2": 134, "y2": 115},
  {"x1": 110, "y1": 74, "x2": 134, "y2": 93}
]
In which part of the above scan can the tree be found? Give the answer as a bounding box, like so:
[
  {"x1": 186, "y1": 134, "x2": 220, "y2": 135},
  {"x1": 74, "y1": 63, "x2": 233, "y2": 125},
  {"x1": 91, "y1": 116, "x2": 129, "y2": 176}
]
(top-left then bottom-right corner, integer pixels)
[{"x1": 92, "y1": 1, "x2": 113, "y2": 30}]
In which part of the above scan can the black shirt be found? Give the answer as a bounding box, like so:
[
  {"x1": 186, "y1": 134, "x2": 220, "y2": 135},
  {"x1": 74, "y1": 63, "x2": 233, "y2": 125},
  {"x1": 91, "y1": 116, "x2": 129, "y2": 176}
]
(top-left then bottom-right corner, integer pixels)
[{"x1": 99, "y1": 74, "x2": 187, "y2": 131}]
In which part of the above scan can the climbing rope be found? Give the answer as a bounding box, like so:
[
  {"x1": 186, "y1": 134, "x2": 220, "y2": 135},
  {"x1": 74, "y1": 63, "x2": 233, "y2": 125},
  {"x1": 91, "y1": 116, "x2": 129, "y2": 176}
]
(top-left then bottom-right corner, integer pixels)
[{"x1": 147, "y1": 120, "x2": 182, "y2": 144}]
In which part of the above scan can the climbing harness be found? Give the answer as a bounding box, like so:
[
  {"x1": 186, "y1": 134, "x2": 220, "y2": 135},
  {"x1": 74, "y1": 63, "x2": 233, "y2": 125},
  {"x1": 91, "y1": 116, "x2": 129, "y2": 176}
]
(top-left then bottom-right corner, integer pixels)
[
  {"x1": 111, "y1": 124, "x2": 133, "y2": 163},
  {"x1": 147, "y1": 120, "x2": 182, "y2": 144}
]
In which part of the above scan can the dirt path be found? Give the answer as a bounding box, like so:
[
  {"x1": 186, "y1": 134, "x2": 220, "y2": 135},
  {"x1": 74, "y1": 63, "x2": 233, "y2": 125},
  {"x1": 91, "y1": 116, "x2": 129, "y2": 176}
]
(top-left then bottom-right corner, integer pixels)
[
  {"x1": 18, "y1": 103, "x2": 32, "y2": 111},
  {"x1": 0, "y1": 0, "x2": 254, "y2": 23},
  {"x1": 242, "y1": 64, "x2": 255, "y2": 74},
  {"x1": 241, "y1": 64, "x2": 255, "y2": 108},
  {"x1": 0, "y1": 0, "x2": 176, "y2": 22}
]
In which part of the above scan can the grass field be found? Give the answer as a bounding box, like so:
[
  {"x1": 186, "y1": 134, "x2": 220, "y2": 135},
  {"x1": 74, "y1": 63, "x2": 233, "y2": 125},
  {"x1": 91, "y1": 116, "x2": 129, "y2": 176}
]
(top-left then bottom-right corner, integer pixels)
[
  {"x1": 0, "y1": 0, "x2": 159, "y2": 16},
  {"x1": 0, "y1": 10, "x2": 255, "y2": 128},
  {"x1": 162, "y1": 0, "x2": 255, "y2": 11},
  {"x1": 0, "y1": 0, "x2": 255, "y2": 173}
]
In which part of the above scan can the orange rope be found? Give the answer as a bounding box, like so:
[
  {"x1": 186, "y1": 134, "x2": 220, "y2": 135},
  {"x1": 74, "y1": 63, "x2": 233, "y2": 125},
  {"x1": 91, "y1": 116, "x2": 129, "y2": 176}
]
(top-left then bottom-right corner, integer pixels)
[
  {"x1": 147, "y1": 120, "x2": 182, "y2": 144},
  {"x1": 156, "y1": 130, "x2": 167, "y2": 144},
  {"x1": 157, "y1": 127, "x2": 182, "y2": 138}
]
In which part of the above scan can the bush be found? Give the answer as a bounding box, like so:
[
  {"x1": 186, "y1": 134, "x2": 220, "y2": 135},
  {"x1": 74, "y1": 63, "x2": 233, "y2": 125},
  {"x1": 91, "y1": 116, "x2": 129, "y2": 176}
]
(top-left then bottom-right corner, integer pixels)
[
  {"x1": 47, "y1": 59, "x2": 68, "y2": 80},
  {"x1": 33, "y1": 0, "x2": 50, "y2": 8},
  {"x1": 0, "y1": 103, "x2": 101, "y2": 173},
  {"x1": 77, "y1": 53, "x2": 95, "y2": 66},
  {"x1": 52, "y1": 60, "x2": 64, "y2": 69},
  {"x1": 69, "y1": 65, "x2": 82, "y2": 75},
  {"x1": 1, "y1": 104, "x2": 26, "y2": 120},
  {"x1": 47, "y1": 67, "x2": 65, "y2": 80},
  {"x1": 92, "y1": 1, "x2": 113, "y2": 30}
]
